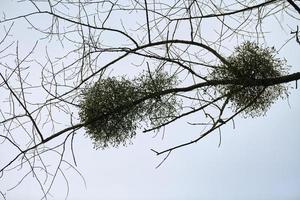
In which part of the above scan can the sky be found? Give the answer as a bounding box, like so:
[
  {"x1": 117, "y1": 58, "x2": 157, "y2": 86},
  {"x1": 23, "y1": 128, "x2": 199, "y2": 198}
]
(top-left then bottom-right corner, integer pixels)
[{"x1": 0, "y1": 1, "x2": 300, "y2": 200}]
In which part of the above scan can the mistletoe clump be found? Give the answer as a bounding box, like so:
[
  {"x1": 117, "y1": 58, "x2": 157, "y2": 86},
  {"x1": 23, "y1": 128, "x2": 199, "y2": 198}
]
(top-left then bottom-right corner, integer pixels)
[
  {"x1": 135, "y1": 70, "x2": 180, "y2": 127},
  {"x1": 211, "y1": 41, "x2": 288, "y2": 117},
  {"x1": 79, "y1": 71, "x2": 181, "y2": 149}
]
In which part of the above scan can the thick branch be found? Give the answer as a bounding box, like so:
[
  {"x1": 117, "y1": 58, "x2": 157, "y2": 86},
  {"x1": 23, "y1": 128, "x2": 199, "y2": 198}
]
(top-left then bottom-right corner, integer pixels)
[
  {"x1": 157, "y1": 72, "x2": 300, "y2": 95},
  {"x1": 287, "y1": 0, "x2": 300, "y2": 14},
  {"x1": 45, "y1": 71, "x2": 300, "y2": 146}
]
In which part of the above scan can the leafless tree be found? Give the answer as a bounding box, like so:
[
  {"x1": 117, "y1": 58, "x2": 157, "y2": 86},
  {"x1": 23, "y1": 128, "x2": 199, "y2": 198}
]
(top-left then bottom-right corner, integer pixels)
[{"x1": 0, "y1": 0, "x2": 299, "y2": 199}]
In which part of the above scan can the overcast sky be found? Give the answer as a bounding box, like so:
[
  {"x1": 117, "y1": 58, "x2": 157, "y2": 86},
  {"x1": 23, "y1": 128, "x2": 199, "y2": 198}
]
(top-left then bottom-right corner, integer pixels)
[{"x1": 0, "y1": 1, "x2": 300, "y2": 200}]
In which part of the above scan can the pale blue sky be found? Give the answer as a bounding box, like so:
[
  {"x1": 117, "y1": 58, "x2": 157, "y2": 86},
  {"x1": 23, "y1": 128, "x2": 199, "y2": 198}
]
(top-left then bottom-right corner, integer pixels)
[{"x1": 0, "y1": 1, "x2": 299, "y2": 200}]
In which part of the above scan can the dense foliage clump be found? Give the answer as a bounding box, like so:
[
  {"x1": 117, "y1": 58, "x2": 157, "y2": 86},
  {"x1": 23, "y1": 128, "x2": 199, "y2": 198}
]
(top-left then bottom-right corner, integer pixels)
[
  {"x1": 135, "y1": 71, "x2": 180, "y2": 127},
  {"x1": 211, "y1": 41, "x2": 288, "y2": 117},
  {"x1": 79, "y1": 71, "x2": 181, "y2": 149}
]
